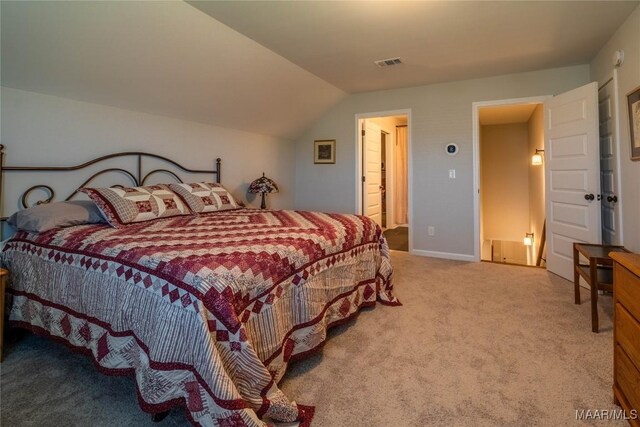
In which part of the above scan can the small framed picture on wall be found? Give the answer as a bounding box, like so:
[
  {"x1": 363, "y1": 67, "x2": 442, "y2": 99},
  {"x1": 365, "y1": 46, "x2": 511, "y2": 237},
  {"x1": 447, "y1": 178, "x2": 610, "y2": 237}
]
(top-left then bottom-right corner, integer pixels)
[
  {"x1": 628, "y1": 85, "x2": 640, "y2": 160},
  {"x1": 314, "y1": 139, "x2": 336, "y2": 164}
]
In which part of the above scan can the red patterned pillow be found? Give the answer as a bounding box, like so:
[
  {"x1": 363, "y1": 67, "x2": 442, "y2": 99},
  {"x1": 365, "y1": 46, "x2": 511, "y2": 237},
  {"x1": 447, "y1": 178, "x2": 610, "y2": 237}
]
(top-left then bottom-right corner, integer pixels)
[
  {"x1": 81, "y1": 184, "x2": 191, "y2": 227},
  {"x1": 169, "y1": 183, "x2": 238, "y2": 213}
]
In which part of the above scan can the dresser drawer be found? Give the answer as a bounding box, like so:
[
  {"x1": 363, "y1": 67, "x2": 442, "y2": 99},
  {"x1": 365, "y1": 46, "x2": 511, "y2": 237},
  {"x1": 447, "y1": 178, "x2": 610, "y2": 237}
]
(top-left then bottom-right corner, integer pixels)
[
  {"x1": 616, "y1": 303, "x2": 640, "y2": 372},
  {"x1": 615, "y1": 263, "x2": 640, "y2": 319},
  {"x1": 615, "y1": 344, "x2": 640, "y2": 415}
]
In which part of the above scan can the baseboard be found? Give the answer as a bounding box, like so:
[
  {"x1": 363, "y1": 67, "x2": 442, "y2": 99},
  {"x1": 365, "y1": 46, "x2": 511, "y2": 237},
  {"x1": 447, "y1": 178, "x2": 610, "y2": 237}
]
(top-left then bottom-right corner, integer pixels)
[{"x1": 410, "y1": 249, "x2": 476, "y2": 262}]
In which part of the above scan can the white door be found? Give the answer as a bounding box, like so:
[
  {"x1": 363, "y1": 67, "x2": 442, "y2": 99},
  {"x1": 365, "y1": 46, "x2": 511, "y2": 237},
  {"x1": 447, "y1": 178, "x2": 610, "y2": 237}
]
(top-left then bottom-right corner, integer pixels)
[
  {"x1": 363, "y1": 120, "x2": 383, "y2": 227},
  {"x1": 598, "y1": 78, "x2": 622, "y2": 245},
  {"x1": 545, "y1": 82, "x2": 601, "y2": 280}
]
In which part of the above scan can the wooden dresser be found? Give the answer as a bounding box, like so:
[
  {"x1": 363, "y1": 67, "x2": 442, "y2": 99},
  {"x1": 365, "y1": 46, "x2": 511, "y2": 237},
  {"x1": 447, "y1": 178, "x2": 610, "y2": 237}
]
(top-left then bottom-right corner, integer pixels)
[{"x1": 611, "y1": 252, "x2": 640, "y2": 426}]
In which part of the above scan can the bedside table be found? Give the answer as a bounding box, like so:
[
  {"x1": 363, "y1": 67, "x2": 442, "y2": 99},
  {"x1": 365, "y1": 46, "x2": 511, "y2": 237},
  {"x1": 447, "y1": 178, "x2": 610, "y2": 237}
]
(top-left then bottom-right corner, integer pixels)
[
  {"x1": 0, "y1": 268, "x2": 8, "y2": 362},
  {"x1": 573, "y1": 243, "x2": 630, "y2": 332}
]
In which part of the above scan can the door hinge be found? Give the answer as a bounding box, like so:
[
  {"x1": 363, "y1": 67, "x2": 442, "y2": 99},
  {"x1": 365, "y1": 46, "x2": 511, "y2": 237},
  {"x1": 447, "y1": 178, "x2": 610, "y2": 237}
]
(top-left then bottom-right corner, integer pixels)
[
  {"x1": 362, "y1": 176, "x2": 366, "y2": 183},
  {"x1": 361, "y1": 129, "x2": 365, "y2": 136}
]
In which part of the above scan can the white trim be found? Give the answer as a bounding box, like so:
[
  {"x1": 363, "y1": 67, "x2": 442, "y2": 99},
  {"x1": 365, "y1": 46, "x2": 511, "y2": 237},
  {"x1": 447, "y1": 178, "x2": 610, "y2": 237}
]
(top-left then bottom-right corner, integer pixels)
[
  {"x1": 380, "y1": 129, "x2": 394, "y2": 229},
  {"x1": 355, "y1": 109, "x2": 414, "y2": 253},
  {"x1": 384, "y1": 129, "x2": 395, "y2": 229},
  {"x1": 596, "y1": 70, "x2": 624, "y2": 246},
  {"x1": 412, "y1": 249, "x2": 476, "y2": 262},
  {"x1": 611, "y1": 69, "x2": 624, "y2": 245},
  {"x1": 471, "y1": 96, "x2": 550, "y2": 262}
]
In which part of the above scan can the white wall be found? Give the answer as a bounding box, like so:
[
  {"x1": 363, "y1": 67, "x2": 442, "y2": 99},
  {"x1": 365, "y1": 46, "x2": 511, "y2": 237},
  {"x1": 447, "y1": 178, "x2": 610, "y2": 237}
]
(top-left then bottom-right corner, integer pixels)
[
  {"x1": 480, "y1": 123, "x2": 530, "y2": 242},
  {"x1": 0, "y1": 87, "x2": 295, "y2": 216},
  {"x1": 590, "y1": 4, "x2": 640, "y2": 252},
  {"x1": 294, "y1": 65, "x2": 590, "y2": 257}
]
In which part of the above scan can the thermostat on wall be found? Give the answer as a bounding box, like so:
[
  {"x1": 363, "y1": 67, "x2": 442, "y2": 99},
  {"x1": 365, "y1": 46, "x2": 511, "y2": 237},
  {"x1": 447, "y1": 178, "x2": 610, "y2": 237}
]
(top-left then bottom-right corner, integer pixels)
[{"x1": 445, "y1": 143, "x2": 459, "y2": 155}]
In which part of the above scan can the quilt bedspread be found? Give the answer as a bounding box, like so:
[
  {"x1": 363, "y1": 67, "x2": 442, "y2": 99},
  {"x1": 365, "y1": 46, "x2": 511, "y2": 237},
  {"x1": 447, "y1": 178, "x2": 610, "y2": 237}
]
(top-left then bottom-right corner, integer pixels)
[{"x1": 2, "y1": 208, "x2": 398, "y2": 426}]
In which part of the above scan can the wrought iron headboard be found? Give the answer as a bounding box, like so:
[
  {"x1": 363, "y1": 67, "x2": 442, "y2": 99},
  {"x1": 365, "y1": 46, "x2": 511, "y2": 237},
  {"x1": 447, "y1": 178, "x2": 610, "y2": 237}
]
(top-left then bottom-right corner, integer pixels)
[{"x1": 0, "y1": 144, "x2": 221, "y2": 215}]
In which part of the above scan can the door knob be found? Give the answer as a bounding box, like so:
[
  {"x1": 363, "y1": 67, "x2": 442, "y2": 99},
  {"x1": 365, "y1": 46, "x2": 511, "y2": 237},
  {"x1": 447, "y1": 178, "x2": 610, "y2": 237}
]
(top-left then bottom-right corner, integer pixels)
[
  {"x1": 607, "y1": 195, "x2": 618, "y2": 203},
  {"x1": 584, "y1": 193, "x2": 595, "y2": 201}
]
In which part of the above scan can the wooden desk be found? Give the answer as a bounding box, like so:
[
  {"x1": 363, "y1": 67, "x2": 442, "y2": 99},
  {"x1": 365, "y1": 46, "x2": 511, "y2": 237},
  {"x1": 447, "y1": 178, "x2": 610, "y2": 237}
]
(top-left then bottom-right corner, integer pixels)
[
  {"x1": 0, "y1": 268, "x2": 7, "y2": 362},
  {"x1": 573, "y1": 243, "x2": 630, "y2": 333}
]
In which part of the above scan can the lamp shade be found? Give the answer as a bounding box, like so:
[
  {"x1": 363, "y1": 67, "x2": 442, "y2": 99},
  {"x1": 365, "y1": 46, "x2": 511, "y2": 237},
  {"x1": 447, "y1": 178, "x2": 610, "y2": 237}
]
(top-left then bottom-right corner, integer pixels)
[
  {"x1": 248, "y1": 173, "x2": 279, "y2": 209},
  {"x1": 531, "y1": 149, "x2": 544, "y2": 166},
  {"x1": 524, "y1": 233, "x2": 534, "y2": 246},
  {"x1": 249, "y1": 173, "x2": 279, "y2": 194}
]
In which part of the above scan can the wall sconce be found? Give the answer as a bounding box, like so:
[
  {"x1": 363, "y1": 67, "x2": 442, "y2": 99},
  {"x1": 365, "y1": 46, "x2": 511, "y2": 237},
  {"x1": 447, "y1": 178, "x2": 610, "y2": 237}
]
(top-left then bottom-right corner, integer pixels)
[
  {"x1": 531, "y1": 149, "x2": 544, "y2": 166},
  {"x1": 524, "y1": 232, "x2": 534, "y2": 246}
]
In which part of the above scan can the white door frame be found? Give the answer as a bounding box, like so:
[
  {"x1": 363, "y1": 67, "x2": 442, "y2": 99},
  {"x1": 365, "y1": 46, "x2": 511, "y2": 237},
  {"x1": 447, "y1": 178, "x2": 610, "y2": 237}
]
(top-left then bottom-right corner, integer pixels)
[
  {"x1": 380, "y1": 129, "x2": 392, "y2": 227},
  {"x1": 472, "y1": 96, "x2": 550, "y2": 262},
  {"x1": 599, "y1": 69, "x2": 625, "y2": 245},
  {"x1": 355, "y1": 109, "x2": 413, "y2": 252},
  {"x1": 611, "y1": 68, "x2": 624, "y2": 245}
]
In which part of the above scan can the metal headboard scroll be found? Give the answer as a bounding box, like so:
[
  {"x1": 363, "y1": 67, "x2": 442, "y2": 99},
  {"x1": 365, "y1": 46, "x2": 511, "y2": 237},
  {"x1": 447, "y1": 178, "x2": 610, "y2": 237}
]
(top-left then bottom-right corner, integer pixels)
[{"x1": 0, "y1": 144, "x2": 221, "y2": 212}]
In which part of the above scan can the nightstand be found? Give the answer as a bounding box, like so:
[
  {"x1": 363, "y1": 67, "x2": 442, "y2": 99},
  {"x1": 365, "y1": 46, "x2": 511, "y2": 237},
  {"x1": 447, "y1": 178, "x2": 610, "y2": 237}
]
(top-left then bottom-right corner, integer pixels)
[
  {"x1": 573, "y1": 243, "x2": 630, "y2": 332},
  {"x1": 0, "y1": 268, "x2": 8, "y2": 362}
]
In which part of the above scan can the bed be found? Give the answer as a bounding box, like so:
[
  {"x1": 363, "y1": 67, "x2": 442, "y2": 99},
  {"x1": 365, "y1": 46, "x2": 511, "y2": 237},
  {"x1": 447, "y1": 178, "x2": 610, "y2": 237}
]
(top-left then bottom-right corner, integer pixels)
[{"x1": 0, "y1": 147, "x2": 399, "y2": 426}]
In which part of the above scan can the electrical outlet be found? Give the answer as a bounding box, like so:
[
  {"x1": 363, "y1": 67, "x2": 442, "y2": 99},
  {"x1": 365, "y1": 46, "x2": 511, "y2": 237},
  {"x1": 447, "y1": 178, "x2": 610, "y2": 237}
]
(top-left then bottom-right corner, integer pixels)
[
  {"x1": 428, "y1": 226, "x2": 435, "y2": 236},
  {"x1": 449, "y1": 169, "x2": 456, "y2": 179}
]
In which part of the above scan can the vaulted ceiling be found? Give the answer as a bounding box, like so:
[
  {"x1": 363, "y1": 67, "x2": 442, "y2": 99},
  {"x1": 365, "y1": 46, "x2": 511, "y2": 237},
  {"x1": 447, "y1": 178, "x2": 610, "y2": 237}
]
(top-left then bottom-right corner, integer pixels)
[
  {"x1": 192, "y1": 1, "x2": 638, "y2": 93},
  {"x1": 2, "y1": 1, "x2": 637, "y2": 140},
  {"x1": 1, "y1": 1, "x2": 345, "y2": 140}
]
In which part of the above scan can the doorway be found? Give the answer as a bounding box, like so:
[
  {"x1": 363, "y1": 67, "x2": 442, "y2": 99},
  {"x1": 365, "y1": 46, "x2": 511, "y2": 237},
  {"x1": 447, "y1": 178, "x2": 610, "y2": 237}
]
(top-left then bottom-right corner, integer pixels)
[
  {"x1": 356, "y1": 111, "x2": 411, "y2": 252},
  {"x1": 474, "y1": 97, "x2": 548, "y2": 267},
  {"x1": 473, "y1": 83, "x2": 614, "y2": 280}
]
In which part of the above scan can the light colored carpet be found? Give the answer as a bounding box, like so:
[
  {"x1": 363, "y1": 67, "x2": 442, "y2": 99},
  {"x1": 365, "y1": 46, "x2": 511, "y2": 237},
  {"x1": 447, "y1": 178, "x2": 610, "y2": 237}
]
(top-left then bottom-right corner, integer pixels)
[{"x1": 1, "y1": 252, "x2": 625, "y2": 426}]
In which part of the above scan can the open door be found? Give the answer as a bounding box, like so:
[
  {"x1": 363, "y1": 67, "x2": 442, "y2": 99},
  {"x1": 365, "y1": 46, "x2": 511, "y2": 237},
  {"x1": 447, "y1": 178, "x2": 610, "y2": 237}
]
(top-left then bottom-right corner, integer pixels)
[
  {"x1": 362, "y1": 120, "x2": 383, "y2": 227},
  {"x1": 545, "y1": 82, "x2": 601, "y2": 280}
]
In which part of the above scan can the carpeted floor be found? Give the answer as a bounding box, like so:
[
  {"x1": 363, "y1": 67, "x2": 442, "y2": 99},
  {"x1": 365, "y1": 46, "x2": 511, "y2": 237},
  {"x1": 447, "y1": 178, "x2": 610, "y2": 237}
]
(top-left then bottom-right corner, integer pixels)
[
  {"x1": 383, "y1": 227, "x2": 408, "y2": 252},
  {"x1": 0, "y1": 252, "x2": 624, "y2": 426}
]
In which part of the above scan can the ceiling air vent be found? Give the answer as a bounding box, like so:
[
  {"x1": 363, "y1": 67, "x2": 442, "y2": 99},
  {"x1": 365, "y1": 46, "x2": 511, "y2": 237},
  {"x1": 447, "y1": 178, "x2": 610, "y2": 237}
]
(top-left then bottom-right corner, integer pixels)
[{"x1": 374, "y1": 57, "x2": 402, "y2": 67}]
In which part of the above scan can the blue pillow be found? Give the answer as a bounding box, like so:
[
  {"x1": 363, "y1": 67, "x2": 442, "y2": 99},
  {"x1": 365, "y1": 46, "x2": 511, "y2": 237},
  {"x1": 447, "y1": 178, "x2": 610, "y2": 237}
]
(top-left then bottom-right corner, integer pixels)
[{"x1": 8, "y1": 200, "x2": 106, "y2": 233}]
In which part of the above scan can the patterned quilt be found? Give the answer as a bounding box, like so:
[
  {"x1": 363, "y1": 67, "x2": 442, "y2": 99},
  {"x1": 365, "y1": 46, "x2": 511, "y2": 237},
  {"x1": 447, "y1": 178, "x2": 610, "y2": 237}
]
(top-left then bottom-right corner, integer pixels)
[{"x1": 2, "y1": 209, "x2": 399, "y2": 426}]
